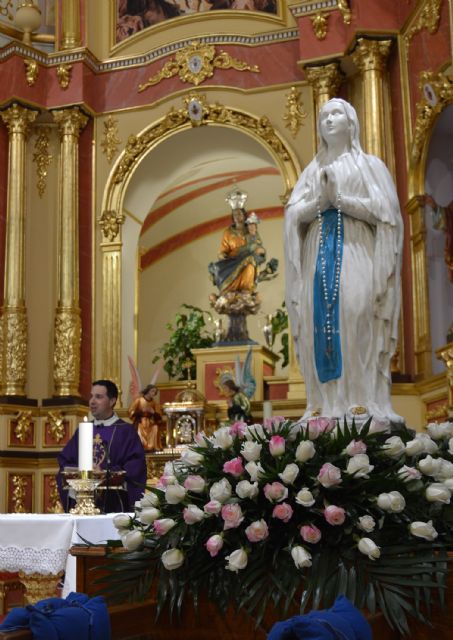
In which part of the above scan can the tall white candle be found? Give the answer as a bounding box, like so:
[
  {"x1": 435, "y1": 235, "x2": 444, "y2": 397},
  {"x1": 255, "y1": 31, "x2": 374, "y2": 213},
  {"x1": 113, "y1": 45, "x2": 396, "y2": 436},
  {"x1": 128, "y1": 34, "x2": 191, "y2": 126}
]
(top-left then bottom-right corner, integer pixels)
[
  {"x1": 263, "y1": 400, "x2": 273, "y2": 421},
  {"x1": 78, "y1": 418, "x2": 93, "y2": 471}
]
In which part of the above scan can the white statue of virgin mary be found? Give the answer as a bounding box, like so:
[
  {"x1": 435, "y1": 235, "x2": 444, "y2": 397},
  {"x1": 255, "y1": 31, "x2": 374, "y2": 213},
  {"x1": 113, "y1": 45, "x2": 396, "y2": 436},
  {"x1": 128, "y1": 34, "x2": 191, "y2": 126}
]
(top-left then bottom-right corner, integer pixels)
[{"x1": 285, "y1": 98, "x2": 403, "y2": 422}]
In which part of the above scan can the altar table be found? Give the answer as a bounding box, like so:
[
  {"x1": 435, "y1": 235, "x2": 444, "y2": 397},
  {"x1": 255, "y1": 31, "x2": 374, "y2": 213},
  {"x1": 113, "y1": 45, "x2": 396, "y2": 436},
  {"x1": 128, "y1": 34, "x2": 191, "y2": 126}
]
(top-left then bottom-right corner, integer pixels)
[{"x1": 0, "y1": 514, "x2": 121, "y2": 602}]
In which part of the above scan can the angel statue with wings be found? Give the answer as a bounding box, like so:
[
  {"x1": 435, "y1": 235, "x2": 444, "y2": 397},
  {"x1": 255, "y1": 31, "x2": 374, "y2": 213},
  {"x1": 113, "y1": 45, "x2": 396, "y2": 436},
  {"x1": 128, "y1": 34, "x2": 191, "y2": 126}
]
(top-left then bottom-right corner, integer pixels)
[
  {"x1": 219, "y1": 348, "x2": 256, "y2": 423},
  {"x1": 127, "y1": 357, "x2": 163, "y2": 451}
]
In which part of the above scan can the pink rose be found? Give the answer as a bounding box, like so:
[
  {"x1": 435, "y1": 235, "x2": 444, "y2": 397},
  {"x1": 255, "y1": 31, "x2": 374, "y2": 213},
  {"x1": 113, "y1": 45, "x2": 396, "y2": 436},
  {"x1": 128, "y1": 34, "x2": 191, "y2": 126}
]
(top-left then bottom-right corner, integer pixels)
[
  {"x1": 272, "y1": 502, "x2": 293, "y2": 523},
  {"x1": 153, "y1": 518, "x2": 176, "y2": 536},
  {"x1": 221, "y1": 503, "x2": 244, "y2": 530},
  {"x1": 223, "y1": 456, "x2": 245, "y2": 478},
  {"x1": 203, "y1": 500, "x2": 222, "y2": 515},
  {"x1": 229, "y1": 421, "x2": 247, "y2": 437},
  {"x1": 307, "y1": 417, "x2": 336, "y2": 440},
  {"x1": 345, "y1": 440, "x2": 367, "y2": 456},
  {"x1": 205, "y1": 534, "x2": 224, "y2": 557},
  {"x1": 264, "y1": 481, "x2": 288, "y2": 503},
  {"x1": 324, "y1": 505, "x2": 346, "y2": 526},
  {"x1": 264, "y1": 416, "x2": 285, "y2": 431},
  {"x1": 300, "y1": 524, "x2": 322, "y2": 544},
  {"x1": 317, "y1": 463, "x2": 342, "y2": 488},
  {"x1": 183, "y1": 475, "x2": 206, "y2": 493},
  {"x1": 245, "y1": 519, "x2": 269, "y2": 542},
  {"x1": 269, "y1": 435, "x2": 285, "y2": 457}
]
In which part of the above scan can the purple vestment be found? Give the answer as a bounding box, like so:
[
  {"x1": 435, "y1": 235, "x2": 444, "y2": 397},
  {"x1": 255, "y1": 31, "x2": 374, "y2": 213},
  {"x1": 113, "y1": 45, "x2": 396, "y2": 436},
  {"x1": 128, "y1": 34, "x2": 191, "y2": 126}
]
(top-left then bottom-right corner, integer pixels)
[{"x1": 56, "y1": 417, "x2": 146, "y2": 513}]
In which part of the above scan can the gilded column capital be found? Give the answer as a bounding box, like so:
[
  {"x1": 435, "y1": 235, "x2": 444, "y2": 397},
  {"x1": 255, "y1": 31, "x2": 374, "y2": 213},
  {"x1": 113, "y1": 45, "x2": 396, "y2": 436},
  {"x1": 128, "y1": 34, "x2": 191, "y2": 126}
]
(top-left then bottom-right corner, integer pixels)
[
  {"x1": 0, "y1": 103, "x2": 37, "y2": 136},
  {"x1": 99, "y1": 209, "x2": 126, "y2": 242},
  {"x1": 304, "y1": 62, "x2": 343, "y2": 102},
  {"x1": 351, "y1": 38, "x2": 392, "y2": 73},
  {"x1": 52, "y1": 107, "x2": 88, "y2": 138}
]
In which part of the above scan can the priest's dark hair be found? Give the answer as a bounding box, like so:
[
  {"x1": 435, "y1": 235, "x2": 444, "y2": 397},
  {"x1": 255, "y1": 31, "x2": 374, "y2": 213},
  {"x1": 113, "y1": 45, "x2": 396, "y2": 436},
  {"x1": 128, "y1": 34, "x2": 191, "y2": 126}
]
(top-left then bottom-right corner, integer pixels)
[{"x1": 92, "y1": 379, "x2": 118, "y2": 400}]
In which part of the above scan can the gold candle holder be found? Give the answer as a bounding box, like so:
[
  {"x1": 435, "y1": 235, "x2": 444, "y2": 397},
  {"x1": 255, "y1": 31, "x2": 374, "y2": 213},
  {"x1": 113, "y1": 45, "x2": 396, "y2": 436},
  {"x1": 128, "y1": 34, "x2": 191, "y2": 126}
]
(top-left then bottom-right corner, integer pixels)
[{"x1": 66, "y1": 470, "x2": 103, "y2": 515}]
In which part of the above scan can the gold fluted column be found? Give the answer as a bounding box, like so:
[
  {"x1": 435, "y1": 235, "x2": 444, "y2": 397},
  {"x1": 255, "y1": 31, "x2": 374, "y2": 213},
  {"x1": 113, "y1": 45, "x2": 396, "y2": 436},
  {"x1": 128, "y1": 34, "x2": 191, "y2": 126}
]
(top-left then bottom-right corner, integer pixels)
[
  {"x1": 351, "y1": 38, "x2": 392, "y2": 162},
  {"x1": 52, "y1": 107, "x2": 88, "y2": 397},
  {"x1": 0, "y1": 104, "x2": 38, "y2": 396},
  {"x1": 60, "y1": 0, "x2": 81, "y2": 50},
  {"x1": 407, "y1": 196, "x2": 432, "y2": 379},
  {"x1": 303, "y1": 62, "x2": 343, "y2": 122},
  {"x1": 99, "y1": 210, "x2": 125, "y2": 404}
]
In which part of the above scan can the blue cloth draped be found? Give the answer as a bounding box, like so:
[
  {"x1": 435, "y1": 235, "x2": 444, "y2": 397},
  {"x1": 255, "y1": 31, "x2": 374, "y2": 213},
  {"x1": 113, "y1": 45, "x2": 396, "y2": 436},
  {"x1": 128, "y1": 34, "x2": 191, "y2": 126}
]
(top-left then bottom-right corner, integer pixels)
[{"x1": 313, "y1": 208, "x2": 344, "y2": 383}]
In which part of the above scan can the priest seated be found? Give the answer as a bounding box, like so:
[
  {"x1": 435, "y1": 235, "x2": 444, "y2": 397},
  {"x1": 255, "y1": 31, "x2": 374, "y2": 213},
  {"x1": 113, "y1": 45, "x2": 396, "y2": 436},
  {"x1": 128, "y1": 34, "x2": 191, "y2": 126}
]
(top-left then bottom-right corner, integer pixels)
[{"x1": 56, "y1": 379, "x2": 147, "y2": 513}]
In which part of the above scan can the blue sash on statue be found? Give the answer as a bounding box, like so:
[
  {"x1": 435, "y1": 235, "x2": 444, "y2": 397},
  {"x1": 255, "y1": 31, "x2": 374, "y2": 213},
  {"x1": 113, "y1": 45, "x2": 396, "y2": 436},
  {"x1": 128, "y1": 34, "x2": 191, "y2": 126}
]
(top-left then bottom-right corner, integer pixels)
[{"x1": 313, "y1": 208, "x2": 344, "y2": 383}]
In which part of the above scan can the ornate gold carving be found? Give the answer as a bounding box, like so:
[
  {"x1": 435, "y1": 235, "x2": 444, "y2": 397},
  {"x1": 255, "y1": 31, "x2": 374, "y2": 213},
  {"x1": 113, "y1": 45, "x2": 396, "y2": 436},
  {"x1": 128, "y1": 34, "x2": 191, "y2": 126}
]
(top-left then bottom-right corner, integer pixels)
[
  {"x1": 114, "y1": 94, "x2": 289, "y2": 186},
  {"x1": 99, "y1": 209, "x2": 126, "y2": 242},
  {"x1": 19, "y1": 571, "x2": 64, "y2": 605},
  {"x1": 138, "y1": 40, "x2": 260, "y2": 92},
  {"x1": 32, "y1": 127, "x2": 52, "y2": 197},
  {"x1": 2, "y1": 308, "x2": 27, "y2": 396},
  {"x1": 56, "y1": 63, "x2": 72, "y2": 89},
  {"x1": 24, "y1": 59, "x2": 38, "y2": 86},
  {"x1": 52, "y1": 107, "x2": 88, "y2": 138},
  {"x1": 47, "y1": 410, "x2": 66, "y2": 443},
  {"x1": 283, "y1": 86, "x2": 308, "y2": 137},
  {"x1": 11, "y1": 475, "x2": 27, "y2": 513},
  {"x1": 0, "y1": 102, "x2": 37, "y2": 135},
  {"x1": 311, "y1": 13, "x2": 329, "y2": 40},
  {"x1": 436, "y1": 342, "x2": 453, "y2": 416},
  {"x1": 47, "y1": 476, "x2": 65, "y2": 514},
  {"x1": 14, "y1": 410, "x2": 33, "y2": 443},
  {"x1": 411, "y1": 72, "x2": 453, "y2": 165},
  {"x1": 405, "y1": 0, "x2": 442, "y2": 48},
  {"x1": 101, "y1": 115, "x2": 121, "y2": 163},
  {"x1": 53, "y1": 307, "x2": 81, "y2": 397},
  {"x1": 0, "y1": 0, "x2": 14, "y2": 20},
  {"x1": 304, "y1": 63, "x2": 343, "y2": 103},
  {"x1": 351, "y1": 38, "x2": 392, "y2": 74},
  {"x1": 426, "y1": 404, "x2": 449, "y2": 421},
  {"x1": 337, "y1": 0, "x2": 351, "y2": 24}
]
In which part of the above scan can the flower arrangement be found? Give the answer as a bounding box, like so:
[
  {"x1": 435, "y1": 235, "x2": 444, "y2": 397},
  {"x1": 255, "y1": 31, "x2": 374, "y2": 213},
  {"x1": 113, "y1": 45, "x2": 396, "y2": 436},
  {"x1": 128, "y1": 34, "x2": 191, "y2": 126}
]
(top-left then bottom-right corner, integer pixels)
[{"x1": 106, "y1": 417, "x2": 453, "y2": 634}]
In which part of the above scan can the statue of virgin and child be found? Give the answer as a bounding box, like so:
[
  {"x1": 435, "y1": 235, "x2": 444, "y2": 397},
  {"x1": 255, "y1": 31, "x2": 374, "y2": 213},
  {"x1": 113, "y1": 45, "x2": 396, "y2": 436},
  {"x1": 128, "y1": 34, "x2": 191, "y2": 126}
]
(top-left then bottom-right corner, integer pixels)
[{"x1": 285, "y1": 98, "x2": 404, "y2": 424}]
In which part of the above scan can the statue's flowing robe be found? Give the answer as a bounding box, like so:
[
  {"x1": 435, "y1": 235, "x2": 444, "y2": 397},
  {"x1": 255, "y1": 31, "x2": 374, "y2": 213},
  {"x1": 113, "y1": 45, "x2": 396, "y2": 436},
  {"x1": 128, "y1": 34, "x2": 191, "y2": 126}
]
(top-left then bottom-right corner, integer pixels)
[{"x1": 285, "y1": 151, "x2": 403, "y2": 420}]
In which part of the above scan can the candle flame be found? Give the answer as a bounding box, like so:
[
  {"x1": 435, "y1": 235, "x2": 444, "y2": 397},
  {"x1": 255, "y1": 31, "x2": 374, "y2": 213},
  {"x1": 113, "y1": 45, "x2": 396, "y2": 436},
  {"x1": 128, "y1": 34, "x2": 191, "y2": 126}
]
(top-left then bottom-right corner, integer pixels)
[{"x1": 83, "y1": 416, "x2": 88, "y2": 422}]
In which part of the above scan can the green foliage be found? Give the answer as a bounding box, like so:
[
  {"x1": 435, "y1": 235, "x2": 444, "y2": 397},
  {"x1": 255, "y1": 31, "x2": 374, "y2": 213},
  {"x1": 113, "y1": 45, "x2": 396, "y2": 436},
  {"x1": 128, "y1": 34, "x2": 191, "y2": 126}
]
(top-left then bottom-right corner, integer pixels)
[
  {"x1": 153, "y1": 304, "x2": 215, "y2": 380},
  {"x1": 271, "y1": 302, "x2": 289, "y2": 368}
]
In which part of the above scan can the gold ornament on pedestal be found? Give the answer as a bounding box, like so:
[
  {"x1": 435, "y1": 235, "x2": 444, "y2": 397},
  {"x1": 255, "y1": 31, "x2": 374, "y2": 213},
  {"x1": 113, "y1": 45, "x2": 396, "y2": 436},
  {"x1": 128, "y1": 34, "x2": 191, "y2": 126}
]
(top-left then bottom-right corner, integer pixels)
[{"x1": 14, "y1": 1, "x2": 42, "y2": 46}]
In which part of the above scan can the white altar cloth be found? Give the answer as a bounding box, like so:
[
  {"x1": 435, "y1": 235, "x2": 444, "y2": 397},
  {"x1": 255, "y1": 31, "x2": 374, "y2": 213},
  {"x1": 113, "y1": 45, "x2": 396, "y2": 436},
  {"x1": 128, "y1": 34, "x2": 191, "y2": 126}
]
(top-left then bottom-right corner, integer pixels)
[{"x1": 0, "y1": 513, "x2": 121, "y2": 597}]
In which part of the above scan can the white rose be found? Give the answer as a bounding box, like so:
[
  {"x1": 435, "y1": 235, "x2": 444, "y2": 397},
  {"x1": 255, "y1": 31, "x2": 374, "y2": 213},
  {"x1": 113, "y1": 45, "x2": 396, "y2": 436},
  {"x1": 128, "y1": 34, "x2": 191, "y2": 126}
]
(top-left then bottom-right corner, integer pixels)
[
  {"x1": 183, "y1": 504, "x2": 205, "y2": 525},
  {"x1": 397, "y1": 465, "x2": 422, "y2": 482},
  {"x1": 209, "y1": 478, "x2": 232, "y2": 503},
  {"x1": 194, "y1": 431, "x2": 209, "y2": 447},
  {"x1": 427, "y1": 422, "x2": 453, "y2": 440},
  {"x1": 245, "y1": 423, "x2": 265, "y2": 441},
  {"x1": 358, "y1": 538, "x2": 380, "y2": 560},
  {"x1": 405, "y1": 438, "x2": 425, "y2": 456},
  {"x1": 161, "y1": 548, "x2": 184, "y2": 571},
  {"x1": 345, "y1": 454, "x2": 374, "y2": 478},
  {"x1": 235, "y1": 480, "x2": 259, "y2": 499},
  {"x1": 140, "y1": 491, "x2": 160, "y2": 507},
  {"x1": 212, "y1": 426, "x2": 233, "y2": 450},
  {"x1": 425, "y1": 483, "x2": 451, "y2": 503},
  {"x1": 409, "y1": 520, "x2": 438, "y2": 541},
  {"x1": 180, "y1": 449, "x2": 204, "y2": 466},
  {"x1": 415, "y1": 433, "x2": 438, "y2": 455},
  {"x1": 444, "y1": 478, "x2": 453, "y2": 492},
  {"x1": 165, "y1": 484, "x2": 187, "y2": 504},
  {"x1": 245, "y1": 461, "x2": 265, "y2": 482},
  {"x1": 139, "y1": 507, "x2": 160, "y2": 525},
  {"x1": 279, "y1": 463, "x2": 300, "y2": 485},
  {"x1": 437, "y1": 459, "x2": 453, "y2": 480},
  {"x1": 418, "y1": 455, "x2": 443, "y2": 477},
  {"x1": 121, "y1": 530, "x2": 144, "y2": 551},
  {"x1": 377, "y1": 491, "x2": 405, "y2": 513},
  {"x1": 241, "y1": 441, "x2": 262, "y2": 462},
  {"x1": 295, "y1": 440, "x2": 316, "y2": 463},
  {"x1": 225, "y1": 548, "x2": 248, "y2": 572},
  {"x1": 357, "y1": 515, "x2": 375, "y2": 533},
  {"x1": 368, "y1": 418, "x2": 390, "y2": 434},
  {"x1": 449, "y1": 437, "x2": 453, "y2": 455},
  {"x1": 295, "y1": 487, "x2": 315, "y2": 507},
  {"x1": 113, "y1": 513, "x2": 131, "y2": 529},
  {"x1": 291, "y1": 546, "x2": 312, "y2": 569},
  {"x1": 382, "y1": 436, "x2": 405, "y2": 458}
]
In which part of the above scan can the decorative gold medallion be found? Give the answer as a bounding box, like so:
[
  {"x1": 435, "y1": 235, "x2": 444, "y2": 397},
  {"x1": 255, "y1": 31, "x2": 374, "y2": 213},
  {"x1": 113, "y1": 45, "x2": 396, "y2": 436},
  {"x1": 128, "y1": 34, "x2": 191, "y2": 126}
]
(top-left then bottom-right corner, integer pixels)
[
  {"x1": 138, "y1": 40, "x2": 259, "y2": 92},
  {"x1": 311, "y1": 13, "x2": 328, "y2": 40},
  {"x1": 100, "y1": 115, "x2": 121, "y2": 163},
  {"x1": 24, "y1": 59, "x2": 38, "y2": 86},
  {"x1": 99, "y1": 209, "x2": 126, "y2": 241},
  {"x1": 56, "y1": 63, "x2": 72, "y2": 90}
]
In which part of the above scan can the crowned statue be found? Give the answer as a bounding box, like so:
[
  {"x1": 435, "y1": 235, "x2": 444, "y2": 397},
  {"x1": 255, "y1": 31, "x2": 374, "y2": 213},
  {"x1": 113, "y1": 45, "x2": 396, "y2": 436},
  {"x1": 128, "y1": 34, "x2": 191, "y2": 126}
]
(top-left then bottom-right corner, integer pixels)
[{"x1": 208, "y1": 187, "x2": 278, "y2": 343}]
